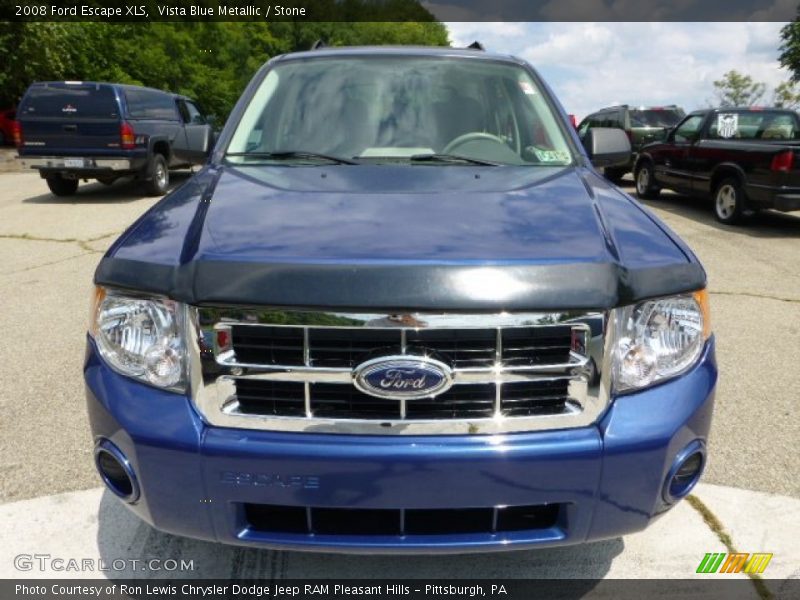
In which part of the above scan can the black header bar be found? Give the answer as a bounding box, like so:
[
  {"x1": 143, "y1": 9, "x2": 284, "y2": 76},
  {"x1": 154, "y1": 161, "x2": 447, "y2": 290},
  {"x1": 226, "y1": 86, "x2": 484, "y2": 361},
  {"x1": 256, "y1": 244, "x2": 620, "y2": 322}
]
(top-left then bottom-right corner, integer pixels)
[{"x1": 2, "y1": 0, "x2": 798, "y2": 23}]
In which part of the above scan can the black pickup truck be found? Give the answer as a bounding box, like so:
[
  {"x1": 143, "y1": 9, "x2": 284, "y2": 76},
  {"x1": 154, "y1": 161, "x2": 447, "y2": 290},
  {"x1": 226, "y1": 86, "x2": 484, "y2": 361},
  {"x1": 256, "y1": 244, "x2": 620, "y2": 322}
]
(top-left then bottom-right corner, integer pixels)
[
  {"x1": 16, "y1": 81, "x2": 214, "y2": 196},
  {"x1": 633, "y1": 107, "x2": 800, "y2": 223}
]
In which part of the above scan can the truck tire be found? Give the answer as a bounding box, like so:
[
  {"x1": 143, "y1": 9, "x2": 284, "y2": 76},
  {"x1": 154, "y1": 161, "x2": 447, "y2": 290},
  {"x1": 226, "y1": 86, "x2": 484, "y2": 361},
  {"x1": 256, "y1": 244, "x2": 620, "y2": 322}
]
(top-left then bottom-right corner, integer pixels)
[
  {"x1": 46, "y1": 175, "x2": 79, "y2": 197},
  {"x1": 713, "y1": 177, "x2": 745, "y2": 225},
  {"x1": 634, "y1": 161, "x2": 660, "y2": 199},
  {"x1": 144, "y1": 153, "x2": 169, "y2": 196}
]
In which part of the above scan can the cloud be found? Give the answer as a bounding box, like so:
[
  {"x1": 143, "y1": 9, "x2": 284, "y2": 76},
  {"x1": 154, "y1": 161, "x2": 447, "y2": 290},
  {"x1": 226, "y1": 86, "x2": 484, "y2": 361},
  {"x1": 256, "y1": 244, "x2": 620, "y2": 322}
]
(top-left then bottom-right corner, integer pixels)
[{"x1": 445, "y1": 22, "x2": 791, "y2": 118}]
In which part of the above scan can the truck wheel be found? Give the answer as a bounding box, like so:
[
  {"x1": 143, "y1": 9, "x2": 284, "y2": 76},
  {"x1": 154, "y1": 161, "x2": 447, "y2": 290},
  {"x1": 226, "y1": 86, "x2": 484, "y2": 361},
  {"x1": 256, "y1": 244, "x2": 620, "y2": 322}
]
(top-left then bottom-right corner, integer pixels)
[
  {"x1": 634, "y1": 161, "x2": 659, "y2": 199},
  {"x1": 714, "y1": 178, "x2": 745, "y2": 225},
  {"x1": 46, "y1": 175, "x2": 79, "y2": 197},
  {"x1": 144, "y1": 153, "x2": 169, "y2": 196}
]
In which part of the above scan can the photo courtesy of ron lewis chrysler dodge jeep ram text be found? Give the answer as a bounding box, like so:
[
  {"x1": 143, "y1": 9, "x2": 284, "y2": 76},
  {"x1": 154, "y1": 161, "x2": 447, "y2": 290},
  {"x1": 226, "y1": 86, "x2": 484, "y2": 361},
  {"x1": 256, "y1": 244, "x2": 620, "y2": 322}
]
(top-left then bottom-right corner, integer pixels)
[{"x1": 84, "y1": 46, "x2": 716, "y2": 552}]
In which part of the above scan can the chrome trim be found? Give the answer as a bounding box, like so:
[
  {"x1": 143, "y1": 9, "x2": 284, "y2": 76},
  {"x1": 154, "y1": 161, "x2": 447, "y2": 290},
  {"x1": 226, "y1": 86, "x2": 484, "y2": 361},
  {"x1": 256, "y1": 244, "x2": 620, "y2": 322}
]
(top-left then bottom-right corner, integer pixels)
[
  {"x1": 18, "y1": 156, "x2": 134, "y2": 171},
  {"x1": 352, "y1": 355, "x2": 454, "y2": 400},
  {"x1": 190, "y1": 308, "x2": 610, "y2": 435}
]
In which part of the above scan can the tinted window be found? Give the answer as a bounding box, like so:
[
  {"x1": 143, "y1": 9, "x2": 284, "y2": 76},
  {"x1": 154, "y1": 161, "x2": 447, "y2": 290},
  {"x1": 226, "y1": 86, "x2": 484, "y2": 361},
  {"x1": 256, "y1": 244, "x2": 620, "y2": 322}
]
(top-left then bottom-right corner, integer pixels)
[
  {"x1": 707, "y1": 111, "x2": 800, "y2": 140},
  {"x1": 184, "y1": 101, "x2": 205, "y2": 124},
  {"x1": 228, "y1": 56, "x2": 574, "y2": 167},
  {"x1": 19, "y1": 84, "x2": 119, "y2": 118},
  {"x1": 630, "y1": 109, "x2": 684, "y2": 128},
  {"x1": 125, "y1": 89, "x2": 178, "y2": 120},
  {"x1": 673, "y1": 115, "x2": 705, "y2": 142}
]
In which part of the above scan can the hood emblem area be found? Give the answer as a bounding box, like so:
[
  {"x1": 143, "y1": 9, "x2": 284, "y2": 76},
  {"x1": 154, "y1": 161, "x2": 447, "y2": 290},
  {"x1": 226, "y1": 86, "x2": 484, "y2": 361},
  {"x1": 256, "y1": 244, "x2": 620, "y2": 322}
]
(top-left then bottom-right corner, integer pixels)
[{"x1": 353, "y1": 356, "x2": 453, "y2": 400}]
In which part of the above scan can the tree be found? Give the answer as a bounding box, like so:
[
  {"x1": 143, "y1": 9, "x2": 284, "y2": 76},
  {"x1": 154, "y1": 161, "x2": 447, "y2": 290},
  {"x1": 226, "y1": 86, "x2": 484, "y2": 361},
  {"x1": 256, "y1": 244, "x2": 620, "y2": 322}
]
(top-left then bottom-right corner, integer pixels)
[
  {"x1": 772, "y1": 80, "x2": 800, "y2": 108},
  {"x1": 779, "y1": 16, "x2": 800, "y2": 81},
  {"x1": 712, "y1": 70, "x2": 766, "y2": 107},
  {"x1": 0, "y1": 1, "x2": 449, "y2": 119}
]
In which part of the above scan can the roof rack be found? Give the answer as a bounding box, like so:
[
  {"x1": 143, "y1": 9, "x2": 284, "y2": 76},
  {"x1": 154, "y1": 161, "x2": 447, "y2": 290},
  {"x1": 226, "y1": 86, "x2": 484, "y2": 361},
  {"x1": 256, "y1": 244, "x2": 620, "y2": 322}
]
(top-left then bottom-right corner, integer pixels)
[
  {"x1": 310, "y1": 39, "x2": 327, "y2": 50},
  {"x1": 467, "y1": 41, "x2": 485, "y2": 51}
]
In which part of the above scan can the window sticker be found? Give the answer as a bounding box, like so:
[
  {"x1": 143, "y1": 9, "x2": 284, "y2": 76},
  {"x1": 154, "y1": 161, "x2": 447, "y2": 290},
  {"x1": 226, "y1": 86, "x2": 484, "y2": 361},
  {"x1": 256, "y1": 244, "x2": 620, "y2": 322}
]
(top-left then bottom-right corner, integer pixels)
[
  {"x1": 717, "y1": 113, "x2": 738, "y2": 139},
  {"x1": 531, "y1": 147, "x2": 570, "y2": 162},
  {"x1": 518, "y1": 80, "x2": 536, "y2": 95}
]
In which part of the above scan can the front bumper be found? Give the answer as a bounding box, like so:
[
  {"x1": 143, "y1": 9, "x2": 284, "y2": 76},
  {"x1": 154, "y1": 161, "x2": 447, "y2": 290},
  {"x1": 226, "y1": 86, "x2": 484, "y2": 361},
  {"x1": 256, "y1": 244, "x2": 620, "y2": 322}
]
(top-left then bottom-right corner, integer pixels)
[{"x1": 84, "y1": 337, "x2": 717, "y2": 553}]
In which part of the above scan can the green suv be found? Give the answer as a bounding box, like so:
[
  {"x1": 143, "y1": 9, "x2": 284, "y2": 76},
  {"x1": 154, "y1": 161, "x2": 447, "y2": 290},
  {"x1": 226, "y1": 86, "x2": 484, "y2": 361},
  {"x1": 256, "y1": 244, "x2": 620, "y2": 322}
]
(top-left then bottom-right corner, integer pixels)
[{"x1": 578, "y1": 105, "x2": 685, "y2": 183}]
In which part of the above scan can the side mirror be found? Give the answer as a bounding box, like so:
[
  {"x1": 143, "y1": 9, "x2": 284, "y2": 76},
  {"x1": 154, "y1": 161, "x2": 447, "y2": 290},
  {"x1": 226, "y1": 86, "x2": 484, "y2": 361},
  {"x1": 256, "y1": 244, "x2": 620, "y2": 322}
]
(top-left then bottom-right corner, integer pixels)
[{"x1": 583, "y1": 127, "x2": 631, "y2": 168}]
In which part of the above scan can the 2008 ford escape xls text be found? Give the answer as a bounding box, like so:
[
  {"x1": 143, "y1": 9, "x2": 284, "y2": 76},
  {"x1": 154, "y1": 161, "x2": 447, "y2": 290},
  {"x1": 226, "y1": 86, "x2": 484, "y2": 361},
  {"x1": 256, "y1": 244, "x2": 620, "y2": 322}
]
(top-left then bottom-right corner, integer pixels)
[{"x1": 85, "y1": 47, "x2": 717, "y2": 552}]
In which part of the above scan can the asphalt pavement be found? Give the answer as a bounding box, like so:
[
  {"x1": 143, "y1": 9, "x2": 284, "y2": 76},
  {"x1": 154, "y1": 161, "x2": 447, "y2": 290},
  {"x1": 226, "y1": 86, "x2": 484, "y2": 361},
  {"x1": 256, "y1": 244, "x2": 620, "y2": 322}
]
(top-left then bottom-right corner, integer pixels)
[{"x1": 0, "y1": 166, "x2": 798, "y2": 584}]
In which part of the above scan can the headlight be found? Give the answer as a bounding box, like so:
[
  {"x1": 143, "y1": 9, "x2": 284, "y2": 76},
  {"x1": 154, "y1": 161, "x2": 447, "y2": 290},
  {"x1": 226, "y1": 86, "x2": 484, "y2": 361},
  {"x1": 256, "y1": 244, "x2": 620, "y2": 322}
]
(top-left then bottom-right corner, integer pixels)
[
  {"x1": 611, "y1": 290, "x2": 710, "y2": 392},
  {"x1": 89, "y1": 287, "x2": 187, "y2": 391}
]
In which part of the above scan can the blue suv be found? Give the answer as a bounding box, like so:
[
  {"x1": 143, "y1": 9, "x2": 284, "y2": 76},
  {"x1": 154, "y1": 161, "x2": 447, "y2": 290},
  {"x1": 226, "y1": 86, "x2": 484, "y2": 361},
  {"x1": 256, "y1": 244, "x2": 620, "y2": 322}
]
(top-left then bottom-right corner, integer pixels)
[{"x1": 85, "y1": 47, "x2": 716, "y2": 552}]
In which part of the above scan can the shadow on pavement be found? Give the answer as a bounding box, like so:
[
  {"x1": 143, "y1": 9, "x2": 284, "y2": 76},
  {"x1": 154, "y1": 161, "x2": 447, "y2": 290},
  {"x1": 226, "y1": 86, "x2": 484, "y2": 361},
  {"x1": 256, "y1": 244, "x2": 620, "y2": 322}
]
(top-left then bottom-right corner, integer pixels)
[
  {"x1": 617, "y1": 182, "x2": 800, "y2": 239},
  {"x1": 22, "y1": 171, "x2": 195, "y2": 205},
  {"x1": 96, "y1": 490, "x2": 622, "y2": 583}
]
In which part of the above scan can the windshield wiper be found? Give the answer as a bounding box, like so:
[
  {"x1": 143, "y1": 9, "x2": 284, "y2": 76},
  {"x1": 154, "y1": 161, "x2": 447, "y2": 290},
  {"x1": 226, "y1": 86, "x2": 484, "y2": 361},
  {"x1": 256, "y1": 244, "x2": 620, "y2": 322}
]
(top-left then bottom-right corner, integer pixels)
[
  {"x1": 226, "y1": 151, "x2": 359, "y2": 165},
  {"x1": 409, "y1": 153, "x2": 501, "y2": 166}
]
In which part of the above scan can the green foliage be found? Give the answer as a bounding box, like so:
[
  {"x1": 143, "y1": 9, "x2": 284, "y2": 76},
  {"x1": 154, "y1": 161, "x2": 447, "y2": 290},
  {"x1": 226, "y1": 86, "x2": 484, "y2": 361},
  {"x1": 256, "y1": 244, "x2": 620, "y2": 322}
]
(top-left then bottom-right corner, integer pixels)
[
  {"x1": 0, "y1": 4, "x2": 448, "y2": 119},
  {"x1": 772, "y1": 80, "x2": 800, "y2": 109},
  {"x1": 711, "y1": 70, "x2": 766, "y2": 107},
  {"x1": 779, "y1": 16, "x2": 800, "y2": 82}
]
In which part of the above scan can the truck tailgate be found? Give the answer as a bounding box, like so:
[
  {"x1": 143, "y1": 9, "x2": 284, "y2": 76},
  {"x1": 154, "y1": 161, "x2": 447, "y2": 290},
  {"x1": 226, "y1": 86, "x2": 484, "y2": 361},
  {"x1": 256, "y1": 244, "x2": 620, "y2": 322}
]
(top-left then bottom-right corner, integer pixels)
[{"x1": 18, "y1": 82, "x2": 122, "y2": 155}]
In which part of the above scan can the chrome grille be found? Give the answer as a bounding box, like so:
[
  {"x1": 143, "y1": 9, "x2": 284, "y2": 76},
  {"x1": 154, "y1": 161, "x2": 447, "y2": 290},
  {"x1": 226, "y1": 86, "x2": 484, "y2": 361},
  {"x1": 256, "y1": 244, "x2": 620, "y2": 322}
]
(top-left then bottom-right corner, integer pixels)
[{"x1": 189, "y1": 309, "x2": 611, "y2": 435}]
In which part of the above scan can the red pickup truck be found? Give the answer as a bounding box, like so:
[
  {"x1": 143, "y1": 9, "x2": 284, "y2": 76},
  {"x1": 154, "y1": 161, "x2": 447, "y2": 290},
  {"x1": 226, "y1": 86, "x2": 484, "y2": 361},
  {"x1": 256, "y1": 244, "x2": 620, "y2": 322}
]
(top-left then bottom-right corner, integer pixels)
[{"x1": 633, "y1": 107, "x2": 800, "y2": 224}]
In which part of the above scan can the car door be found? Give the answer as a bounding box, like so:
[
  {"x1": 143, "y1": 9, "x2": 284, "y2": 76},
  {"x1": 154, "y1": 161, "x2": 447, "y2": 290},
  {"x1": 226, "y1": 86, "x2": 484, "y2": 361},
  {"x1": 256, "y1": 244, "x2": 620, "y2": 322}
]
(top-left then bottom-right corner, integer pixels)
[
  {"x1": 655, "y1": 114, "x2": 705, "y2": 191},
  {"x1": 174, "y1": 99, "x2": 212, "y2": 164}
]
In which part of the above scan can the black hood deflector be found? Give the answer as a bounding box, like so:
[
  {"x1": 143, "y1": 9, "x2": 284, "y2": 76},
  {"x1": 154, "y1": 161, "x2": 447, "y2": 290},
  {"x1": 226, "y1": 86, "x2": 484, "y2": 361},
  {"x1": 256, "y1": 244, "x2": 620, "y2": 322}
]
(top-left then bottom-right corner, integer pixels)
[{"x1": 95, "y1": 257, "x2": 706, "y2": 311}]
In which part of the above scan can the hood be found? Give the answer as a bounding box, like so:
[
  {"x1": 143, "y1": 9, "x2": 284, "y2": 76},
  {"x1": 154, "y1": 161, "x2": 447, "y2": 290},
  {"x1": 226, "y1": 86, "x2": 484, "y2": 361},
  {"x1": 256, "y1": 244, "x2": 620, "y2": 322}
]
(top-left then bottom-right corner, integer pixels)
[{"x1": 97, "y1": 165, "x2": 705, "y2": 311}]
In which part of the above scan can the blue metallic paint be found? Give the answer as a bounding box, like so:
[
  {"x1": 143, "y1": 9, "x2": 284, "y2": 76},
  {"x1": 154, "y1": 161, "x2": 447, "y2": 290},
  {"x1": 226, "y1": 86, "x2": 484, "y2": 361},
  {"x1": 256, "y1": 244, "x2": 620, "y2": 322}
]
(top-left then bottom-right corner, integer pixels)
[
  {"x1": 85, "y1": 337, "x2": 716, "y2": 552},
  {"x1": 85, "y1": 47, "x2": 716, "y2": 551}
]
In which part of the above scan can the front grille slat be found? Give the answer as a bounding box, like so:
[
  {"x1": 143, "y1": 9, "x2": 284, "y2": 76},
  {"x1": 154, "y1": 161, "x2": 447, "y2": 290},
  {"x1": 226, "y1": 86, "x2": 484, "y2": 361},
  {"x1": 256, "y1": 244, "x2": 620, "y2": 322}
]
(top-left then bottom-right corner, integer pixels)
[{"x1": 214, "y1": 317, "x2": 595, "y2": 427}]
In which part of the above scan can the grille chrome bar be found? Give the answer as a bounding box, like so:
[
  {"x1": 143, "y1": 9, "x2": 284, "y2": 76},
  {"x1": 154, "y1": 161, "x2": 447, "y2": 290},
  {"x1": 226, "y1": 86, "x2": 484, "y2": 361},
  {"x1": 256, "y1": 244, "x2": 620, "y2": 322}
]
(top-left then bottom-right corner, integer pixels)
[{"x1": 189, "y1": 308, "x2": 611, "y2": 435}]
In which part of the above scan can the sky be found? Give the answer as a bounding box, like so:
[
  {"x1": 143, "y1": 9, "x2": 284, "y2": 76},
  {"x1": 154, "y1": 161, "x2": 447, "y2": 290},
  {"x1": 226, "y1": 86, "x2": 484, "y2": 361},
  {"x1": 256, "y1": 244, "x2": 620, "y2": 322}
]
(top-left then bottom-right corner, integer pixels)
[{"x1": 445, "y1": 22, "x2": 791, "y2": 120}]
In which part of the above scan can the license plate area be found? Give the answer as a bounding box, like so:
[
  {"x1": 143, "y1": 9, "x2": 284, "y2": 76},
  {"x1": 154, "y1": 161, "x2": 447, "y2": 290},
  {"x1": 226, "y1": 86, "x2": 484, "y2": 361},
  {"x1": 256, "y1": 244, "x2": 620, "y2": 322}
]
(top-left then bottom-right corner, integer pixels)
[{"x1": 64, "y1": 158, "x2": 86, "y2": 168}]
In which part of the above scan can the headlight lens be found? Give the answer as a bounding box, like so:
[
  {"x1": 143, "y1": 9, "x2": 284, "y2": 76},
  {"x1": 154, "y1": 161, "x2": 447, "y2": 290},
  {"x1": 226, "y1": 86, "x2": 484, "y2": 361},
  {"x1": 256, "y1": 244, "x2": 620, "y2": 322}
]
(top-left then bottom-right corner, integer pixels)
[
  {"x1": 90, "y1": 287, "x2": 186, "y2": 391},
  {"x1": 612, "y1": 290, "x2": 710, "y2": 392}
]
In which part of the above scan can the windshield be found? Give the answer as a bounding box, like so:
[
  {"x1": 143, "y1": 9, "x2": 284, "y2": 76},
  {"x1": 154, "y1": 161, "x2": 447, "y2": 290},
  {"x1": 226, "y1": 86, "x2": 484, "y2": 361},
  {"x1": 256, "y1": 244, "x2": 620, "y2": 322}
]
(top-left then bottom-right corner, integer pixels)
[
  {"x1": 226, "y1": 56, "x2": 574, "y2": 167},
  {"x1": 630, "y1": 109, "x2": 684, "y2": 128}
]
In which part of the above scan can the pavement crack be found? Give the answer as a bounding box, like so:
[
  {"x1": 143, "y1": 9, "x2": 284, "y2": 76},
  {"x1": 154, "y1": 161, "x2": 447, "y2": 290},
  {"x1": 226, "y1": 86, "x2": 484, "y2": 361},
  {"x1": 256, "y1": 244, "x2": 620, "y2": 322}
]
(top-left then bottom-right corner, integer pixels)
[
  {"x1": 0, "y1": 231, "x2": 118, "y2": 256},
  {"x1": 686, "y1": 494, "x2": 773, "y2": 600},
  {"x1": 5, "y1": 250, "x2": 95, "y2": 274},
  {"x1": 710, "y1": 290, "x2": 800, "y2": 305}
]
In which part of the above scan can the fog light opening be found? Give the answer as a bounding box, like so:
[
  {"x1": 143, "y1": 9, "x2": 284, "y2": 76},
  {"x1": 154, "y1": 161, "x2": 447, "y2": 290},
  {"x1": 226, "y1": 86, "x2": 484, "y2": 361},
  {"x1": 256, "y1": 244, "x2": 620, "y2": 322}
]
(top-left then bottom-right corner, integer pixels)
[
  {"x1": 664, "y1": 443, "x2": 705, "y2": 503},
  {"x1": 94, "y1": 440, "x2": 139, "y2": 503}
]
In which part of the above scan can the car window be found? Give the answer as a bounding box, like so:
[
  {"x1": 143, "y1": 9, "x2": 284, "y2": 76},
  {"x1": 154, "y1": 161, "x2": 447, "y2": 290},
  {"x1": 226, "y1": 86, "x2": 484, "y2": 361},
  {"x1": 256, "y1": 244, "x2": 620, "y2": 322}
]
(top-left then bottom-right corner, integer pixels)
[
  {"x1": 19, "y1": 84, "x2": 119, "y2": 118},
  {"x1": 125, "y1": 89, "x2": 178, "y2": 120},
  {"x1": 707, "y1": 111, "x2": 800, "y2": 140},
  {"x1": 184, "y1": 101, "x2": 206, "y2": 124},
  {"x1": 227, "y1": 56, "x2": 575, "y2": 167},
  {"x1": 630, "y1": 109, "x2": 684, "y2": 128},
  {"x1": 673, "y1": 115, "x2": 705, "y2": 142}
]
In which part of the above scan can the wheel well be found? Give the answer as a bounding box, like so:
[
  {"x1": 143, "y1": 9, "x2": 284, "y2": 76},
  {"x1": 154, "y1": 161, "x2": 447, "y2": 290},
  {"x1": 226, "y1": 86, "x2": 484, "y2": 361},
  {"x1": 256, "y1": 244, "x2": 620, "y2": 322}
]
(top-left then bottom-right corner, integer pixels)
[
  {"x1": 634, "y1": 154, "x2": 652, "y2": 173},
  {"x1": 710, "y1": 167, "x2": 742, "y2": 192},
  {"x1": 151, "y1": 141, "x2": 170, "y2": 162}
]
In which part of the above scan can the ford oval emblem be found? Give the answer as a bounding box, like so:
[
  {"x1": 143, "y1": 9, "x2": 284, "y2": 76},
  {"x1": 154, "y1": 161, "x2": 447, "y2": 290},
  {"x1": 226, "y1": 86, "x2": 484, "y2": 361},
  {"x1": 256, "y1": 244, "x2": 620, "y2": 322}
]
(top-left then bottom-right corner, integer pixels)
[{"x1": 353, "y1": 356, "x2": 453, "y2": 400}]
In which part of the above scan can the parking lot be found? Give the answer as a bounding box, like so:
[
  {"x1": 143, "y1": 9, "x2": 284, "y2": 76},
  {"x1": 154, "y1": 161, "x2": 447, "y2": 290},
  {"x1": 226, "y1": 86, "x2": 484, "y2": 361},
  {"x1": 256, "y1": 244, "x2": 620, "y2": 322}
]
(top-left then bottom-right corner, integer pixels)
[{"x1": 0, "y1": 163, "x2": 799, "y2": 586}]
